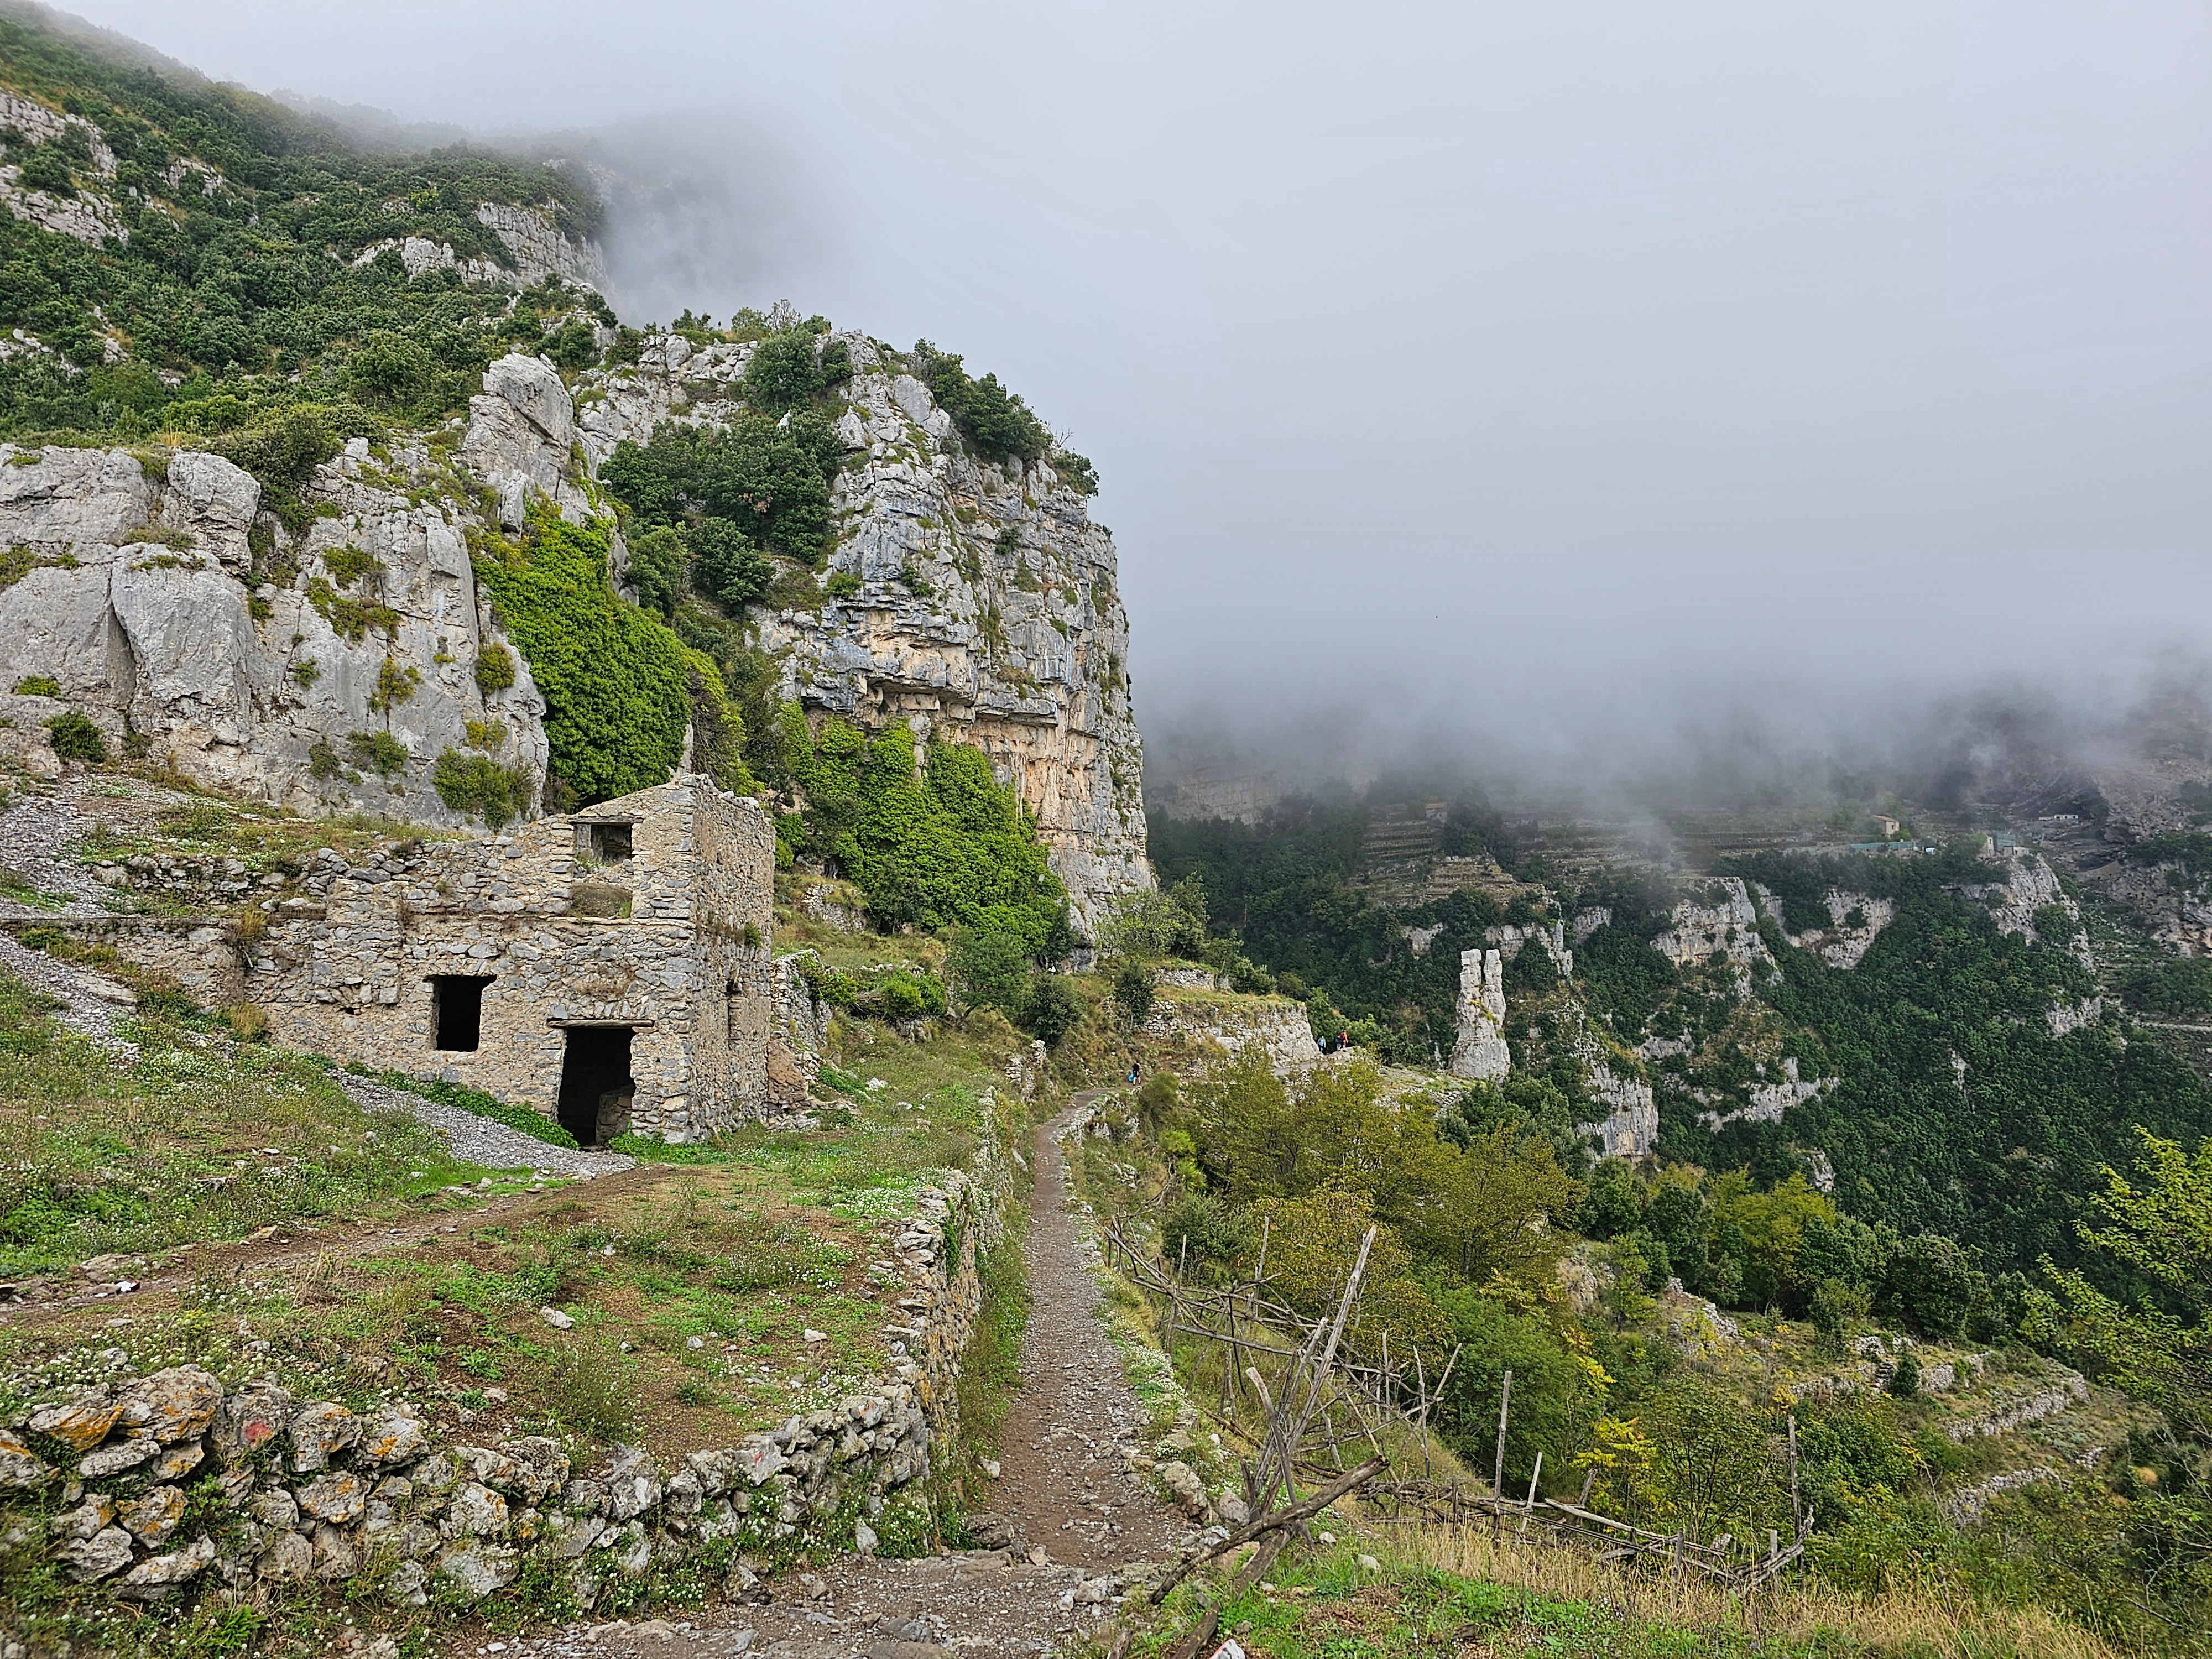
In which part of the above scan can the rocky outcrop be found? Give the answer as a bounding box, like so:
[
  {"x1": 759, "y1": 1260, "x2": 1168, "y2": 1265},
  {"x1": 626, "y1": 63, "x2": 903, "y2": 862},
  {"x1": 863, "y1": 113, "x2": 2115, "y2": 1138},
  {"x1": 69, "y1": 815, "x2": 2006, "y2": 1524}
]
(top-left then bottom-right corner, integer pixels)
[
  {"x1": 1448, "y1": 943, "x2": 1655, "y2": 1154},
  {"x1": 0, "y1": 421, "x2": 550, "y2": 826},
  {"x1": 347, "y1": 204, "x2": 609, "y2": 294},
  {"x1": 1956, "y1": 848, "x2": 2095, "y2": 971},
  {"x1": 567, "y1": 329, "x2": 1150, "y2": 932},
  {"x1": 1653, "y1": 878, "x2": 1778, "y2": 992},
  {"x1": 1448, "y1": 947, "x2": 1509, "y2": 1081},
  {"x1": 0, "y1": 89, "x2": 127, "y2": 246},
  {"x1": 1692, "y1": 1054, "x2": 1833, "y2": 1131},
  {"x1": 1487, "y1": 920, "x2": 1571, "y2": 976},
  {"x1": 1567, "y1": 1019, "x2": 1658, "y2": 1158},
  {"x1": 1753, "y1": 885, "x2": 1894, "y2": 970}
]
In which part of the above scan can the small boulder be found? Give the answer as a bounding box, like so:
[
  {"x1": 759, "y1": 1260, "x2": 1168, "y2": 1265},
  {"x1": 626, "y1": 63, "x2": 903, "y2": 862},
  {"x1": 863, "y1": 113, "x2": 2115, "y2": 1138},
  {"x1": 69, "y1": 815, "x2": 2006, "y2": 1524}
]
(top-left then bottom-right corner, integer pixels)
[
  {"x1": 446, "y1": 1481, "x2": 509, "y2": 1539},
  {"x1": 1159, "y1": 1460, "x2": 1211, "y2": 1519},
  {"x1": 297, "y1": 1471, "x2": 367, "y2": 1525},
  {"x1": 288, "y1": 1401, "x2": 359, "y2": 1472},
  {"x1": 257, "y1": 1529, "x2": 313, "y2": 1583},
  {"x1": 57, "y1": 1525, "x2": 138, "y2": 1582},
  {"x1": 116, "y1": 1535, "x2": 217, "y2": 1600},
  {"x1": 436, "y1": 1538, "x2": 518, "y2": 1598},
  {"x1": 77, "y1": 1433, "x2": 158, "y2": 1479},
  {"x1": 29, "y1": 1392, "x2": 124, "y2": 1453},
  {"x1": 0, "y1": 1427, "x2": 56, "y2": 1490},
  {"x1": 123, "y1": 1366, "x2": 223, "y2": 1444},
  {"x1": 118, "y1": 1484, "x2": 187, "y2": 1546}
]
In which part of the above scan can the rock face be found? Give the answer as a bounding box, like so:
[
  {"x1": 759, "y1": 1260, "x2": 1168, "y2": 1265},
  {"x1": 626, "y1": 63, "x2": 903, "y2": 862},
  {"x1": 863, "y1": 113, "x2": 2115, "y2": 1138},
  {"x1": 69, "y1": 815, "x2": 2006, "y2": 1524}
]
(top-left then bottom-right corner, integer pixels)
[
  {"x1": 1, "y1": 322, "x2": 1148, "y2": 924},
  {"x1": 1653, "y1": 878, "x2": 1778, "y2": 992},
  {"x1": 1448, "y1": 943, "x2": 1657, "y2": 1156},
  {"x1": 1448, "y1": 948, "x2": 1510, "y2": 1082},
  {"x1": 568, "y1": 330, "x2": 1150, "y2": 932},
  {"x1": 1754, "y1": 885, "x2": 1894, "y2": 970},
  {"x1": 0, "y1": 419, "x2": 549, "y2": 827},
  {"x1": 1692, "y1": 1054, "x2": 1833, "y2": 1131},
  {"x1": 348, "y1": 203, "x2": 609, "y2": 293}
]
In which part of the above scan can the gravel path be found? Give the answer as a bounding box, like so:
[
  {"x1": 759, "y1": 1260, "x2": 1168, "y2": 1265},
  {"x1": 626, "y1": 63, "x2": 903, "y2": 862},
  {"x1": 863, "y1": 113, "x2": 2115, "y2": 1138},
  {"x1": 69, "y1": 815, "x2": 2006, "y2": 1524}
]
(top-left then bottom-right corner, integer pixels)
[
  {"x1": 447, "y1": 1093, "x2": 1194, "y2": 1659},
  {"x1": 336, "y1": 1074, "x2": 634, "y2": 1181},
  {"x1": 0, "y1": 928, "x2": 135, "y2": 1050},
  {"x1": 0, "y1": 781, "x2": 112, "y2": 917}
]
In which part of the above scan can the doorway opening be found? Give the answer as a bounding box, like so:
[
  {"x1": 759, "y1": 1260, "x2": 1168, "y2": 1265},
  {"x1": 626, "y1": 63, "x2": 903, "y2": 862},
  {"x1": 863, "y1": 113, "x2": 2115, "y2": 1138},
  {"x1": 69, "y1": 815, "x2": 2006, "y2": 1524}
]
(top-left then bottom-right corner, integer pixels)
[
  {"x1": 430, "y1": 975, "x2": 494, "y2": 1052},
  {"x1": 556, "y1": 1025, "x2": 634, "y2": 1146}
]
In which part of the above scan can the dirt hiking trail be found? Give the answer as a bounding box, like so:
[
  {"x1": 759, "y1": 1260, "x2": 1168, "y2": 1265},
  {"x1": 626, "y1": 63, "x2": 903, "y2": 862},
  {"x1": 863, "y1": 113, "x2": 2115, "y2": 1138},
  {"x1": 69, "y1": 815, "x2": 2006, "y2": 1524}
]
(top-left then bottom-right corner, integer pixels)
[{"x1": 462, "y1": 1093, "x2": 1194, "y2": 1659}]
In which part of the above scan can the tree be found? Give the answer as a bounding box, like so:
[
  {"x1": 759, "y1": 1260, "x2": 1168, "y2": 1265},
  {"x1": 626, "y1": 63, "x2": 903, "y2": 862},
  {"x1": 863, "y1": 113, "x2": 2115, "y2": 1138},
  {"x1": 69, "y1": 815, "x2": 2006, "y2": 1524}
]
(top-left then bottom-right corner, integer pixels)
[
  {"x1": 1023, "y1": 972, "x2": 1085, "y2": 1048},
  {"x1": 2036, "y1": 1129, "x2": 2212, "y2": 1433},
  {"x1": 1580, "y1": 1159, "x2": 1646, "y2": 1239},
  {"x1": 948, "y1": 926, "x2": 1032, "y2": 1020},
  {"x1": 1112, "y1": 960, "x2": 1155, "y2": 1029}
]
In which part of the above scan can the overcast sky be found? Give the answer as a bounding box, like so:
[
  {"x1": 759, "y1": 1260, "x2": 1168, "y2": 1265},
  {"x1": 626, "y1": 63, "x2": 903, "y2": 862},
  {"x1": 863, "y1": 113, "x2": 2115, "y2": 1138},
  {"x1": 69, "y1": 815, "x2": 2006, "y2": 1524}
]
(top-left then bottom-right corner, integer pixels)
[{"x1": 59, "y1": 0, "x2": 2212, "y2": 789}]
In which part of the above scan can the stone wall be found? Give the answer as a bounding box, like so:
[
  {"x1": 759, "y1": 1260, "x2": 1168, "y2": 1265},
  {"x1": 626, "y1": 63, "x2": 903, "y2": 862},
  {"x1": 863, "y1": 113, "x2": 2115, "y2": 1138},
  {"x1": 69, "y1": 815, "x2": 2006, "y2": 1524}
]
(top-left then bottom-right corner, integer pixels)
[
  {"x1": 1139, "y1": 989, "x2": 1319, "y2": 1073},
  {"x1": 0, "y1": 1118, "x2": 1010, "y2": 1614},
  {"x1": 248, "y1": 780, "x2": 775, "y2": 1142}
]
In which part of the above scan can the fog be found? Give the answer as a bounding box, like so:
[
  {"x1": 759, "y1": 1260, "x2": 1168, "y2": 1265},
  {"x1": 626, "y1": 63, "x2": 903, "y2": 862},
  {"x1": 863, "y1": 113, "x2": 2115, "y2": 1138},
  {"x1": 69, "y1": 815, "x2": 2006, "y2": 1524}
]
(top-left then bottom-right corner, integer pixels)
[{"x1": 56, "y1": 0, "x2": 2212, "y2": 797}]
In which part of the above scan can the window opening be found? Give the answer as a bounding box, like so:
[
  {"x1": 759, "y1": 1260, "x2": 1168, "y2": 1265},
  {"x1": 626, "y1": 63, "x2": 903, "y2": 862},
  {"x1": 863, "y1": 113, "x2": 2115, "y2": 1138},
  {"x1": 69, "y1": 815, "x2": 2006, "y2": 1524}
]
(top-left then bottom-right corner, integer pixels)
[
  {"x1": 578, "y1": 821, "x2": 633, "y2": 864},
  {"x1": 430, "y1": 974, "x2": 494, "y2": 1052}
]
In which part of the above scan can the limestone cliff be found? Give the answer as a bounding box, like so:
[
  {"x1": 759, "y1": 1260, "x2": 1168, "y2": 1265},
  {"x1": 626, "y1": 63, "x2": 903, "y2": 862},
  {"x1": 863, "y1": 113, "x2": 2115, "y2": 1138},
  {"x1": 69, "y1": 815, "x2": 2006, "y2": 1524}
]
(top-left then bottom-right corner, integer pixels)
[
  {"x1": 567, "y1": 328, "x2": 1150, "y2": 931},
  {"x1": 0, "y1": 387, "x2": 558, "y2": 825}
]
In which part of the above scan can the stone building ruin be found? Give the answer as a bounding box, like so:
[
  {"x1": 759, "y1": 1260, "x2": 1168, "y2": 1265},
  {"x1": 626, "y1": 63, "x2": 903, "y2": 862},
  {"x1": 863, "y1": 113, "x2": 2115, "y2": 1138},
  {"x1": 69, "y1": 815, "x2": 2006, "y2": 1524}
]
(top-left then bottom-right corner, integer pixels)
[{"x1": 251, "y1": 779, "x2": 776, "y2": 1145}]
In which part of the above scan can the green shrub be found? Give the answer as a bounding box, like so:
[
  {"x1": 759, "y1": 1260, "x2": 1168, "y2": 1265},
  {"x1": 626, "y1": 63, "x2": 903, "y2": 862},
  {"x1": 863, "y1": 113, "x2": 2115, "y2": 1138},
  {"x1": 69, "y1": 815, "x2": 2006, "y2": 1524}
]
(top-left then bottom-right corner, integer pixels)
[
  {"x1": 44, "y1": 710, "x2": 105, "y2": 761},
  {"x1": 911, "y1": 340, "x2": 1050, "y2": 467},
  {"x1": 688, "y1": 517, "x2": 771, "y2": 605},
  {"x1": 823, "y1": 571, "x2": 862, "y2": 598},
  {"x1": 15, "y1": 143, "x2": 74, "y2": 195},
  {"x1": 601, "y1": 415, "x2": 840, "y2": 565},
  {"x1": 542, "y1": 321, "x2": 599, "y2": 371},
  {"x1": 785, "y1": 717, "x2": 1068, "y2": 953},
  {"x1": 473, "y1": 642, "x2": 517, "y2": 693},
  {"x1": 346, "y1": 729, "x2": 408, "y2": 777},
  {"x1": 471, "y1": 508, "x2": 750, "y2": 804},
  {"x1": 741, "y1": 327, "x2": 845, "y2": 410},
  {"x1": 432, "y1": 749, "x2": 531, "y2": 827},
  {"x1": 625, "y1": 524, "x2": 686, "y2": 617},
  {"x1": 307, "y1": 737, "x2": 341, "y2": 780},
  {"x1": 1024, "y1": 972, "x2": 1085, "y2": 1047},
  {"x1": 1112, "y1": 958, "x2": 1155, "y2": 1027},
  {"x1": 12, "y1": 675, "x2": 59, "y2": 697}
]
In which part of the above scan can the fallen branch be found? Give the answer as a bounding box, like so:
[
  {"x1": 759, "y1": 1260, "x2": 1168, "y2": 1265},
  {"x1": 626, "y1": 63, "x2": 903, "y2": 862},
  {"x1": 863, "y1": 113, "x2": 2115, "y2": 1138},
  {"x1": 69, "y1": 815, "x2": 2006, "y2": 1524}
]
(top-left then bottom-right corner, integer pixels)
[{"x1": 1147, "y1": 1454, "x2": 1389, "y2": 1606}]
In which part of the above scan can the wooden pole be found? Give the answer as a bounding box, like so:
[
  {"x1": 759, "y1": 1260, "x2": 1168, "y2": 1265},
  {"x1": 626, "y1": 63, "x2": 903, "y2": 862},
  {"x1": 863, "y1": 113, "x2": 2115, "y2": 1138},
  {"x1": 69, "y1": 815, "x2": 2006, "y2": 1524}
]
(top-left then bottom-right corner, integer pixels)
[
  {"x1": 1493, "y1": 1369, "x2": 1512, "y2": 1500},
  {"x1": 1415, "y1": 1347, "x2": 1431, "y2": 1479},
  {"x1": 1517, "y1": 1451, "x2": 1543, "y2": 1538},
  {"x1": 1787, "y1": 1415, "x2": 1802, "y2": 1532}
]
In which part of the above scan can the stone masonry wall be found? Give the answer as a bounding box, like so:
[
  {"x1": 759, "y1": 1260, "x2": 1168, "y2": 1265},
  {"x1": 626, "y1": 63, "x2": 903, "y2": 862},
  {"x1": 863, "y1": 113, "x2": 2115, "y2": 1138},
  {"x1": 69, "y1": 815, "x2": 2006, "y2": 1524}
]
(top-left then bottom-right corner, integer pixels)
[
  {"x1": 250, "y1": 780, "x2": 775, "y2": 1141},
  {"x1": 0, "y1": 1115, "x2": 1009, "y2": 1615}
]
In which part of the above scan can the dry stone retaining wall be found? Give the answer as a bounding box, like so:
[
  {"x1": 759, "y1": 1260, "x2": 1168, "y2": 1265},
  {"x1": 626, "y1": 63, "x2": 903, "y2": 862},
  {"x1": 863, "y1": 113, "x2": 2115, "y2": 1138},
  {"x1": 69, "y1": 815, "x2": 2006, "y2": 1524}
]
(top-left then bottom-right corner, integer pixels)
[{"x1": 0, "y1": 1125, "x2": 1009, "y2": 1619}]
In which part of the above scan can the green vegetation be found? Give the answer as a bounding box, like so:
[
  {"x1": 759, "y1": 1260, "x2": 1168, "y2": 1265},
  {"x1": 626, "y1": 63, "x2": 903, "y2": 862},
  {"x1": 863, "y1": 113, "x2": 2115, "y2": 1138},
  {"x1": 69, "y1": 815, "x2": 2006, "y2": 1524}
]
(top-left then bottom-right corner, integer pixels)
[
  {"x1": 781, "y1": 714, "x2": 1070, "y2": 955},
  {"x1": 43, "y1": 709, "x2": 105, "y2": 761},
  {"x1": 0, "y1": 8, "x2": 607, "y2": 446},
  {"x1": 0, "y1": 970, "x2": 477, "y2": 1276},
  {"x1": 470, "y1": 505, "x2": 750, "y2": 805},
  {"x1": 11, "y1": 674, "x2": 59, "y2": 696},
  {"x1": 431, "y1": 747, "x2": 531, "y2": 827},
  {"x1": 602, "y1": 412, "x2": 841, "y2": 567},
  {"x1": 910, "y1": 340, "x2": 1051, "y2": 467}
]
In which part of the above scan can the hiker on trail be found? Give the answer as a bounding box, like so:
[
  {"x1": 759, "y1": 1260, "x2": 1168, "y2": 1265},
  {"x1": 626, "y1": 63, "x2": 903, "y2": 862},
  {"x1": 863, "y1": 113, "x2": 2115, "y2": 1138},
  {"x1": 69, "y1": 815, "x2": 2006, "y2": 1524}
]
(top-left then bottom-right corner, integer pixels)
[{"x1": 1127, "y1": 1062, "x2": 1139, "y2": 1085}]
